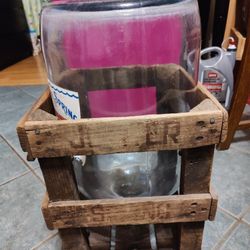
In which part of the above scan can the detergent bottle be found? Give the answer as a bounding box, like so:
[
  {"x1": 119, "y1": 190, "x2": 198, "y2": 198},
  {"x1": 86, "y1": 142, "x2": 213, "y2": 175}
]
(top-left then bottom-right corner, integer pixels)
[{"x1": 199, "y1": 37, "x2": 237, "y2": 109}]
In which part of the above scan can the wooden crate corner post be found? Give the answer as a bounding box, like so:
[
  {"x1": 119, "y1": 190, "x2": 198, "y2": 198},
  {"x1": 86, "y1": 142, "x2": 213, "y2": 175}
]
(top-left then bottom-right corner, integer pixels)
[
  {"x1": 178, "y1": 145, "x2": 215, "y2": 250},
  {"x1": 39, "y1": 157, "x2": 90, "y2": 250}
]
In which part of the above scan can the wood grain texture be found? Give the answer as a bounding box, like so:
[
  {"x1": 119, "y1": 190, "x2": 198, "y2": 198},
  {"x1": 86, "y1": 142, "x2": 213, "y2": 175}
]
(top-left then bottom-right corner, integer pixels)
[
  {"x1": 39, "y1": 157, "x2": 81, "y2": 202},
  {"x1": 155, "y1": 224, "x2": 176, "y2": 249},
  {"x1": 39, "y1": 157, "x2": 89, "y2": 250},
  {"x1": 179, "y1": 145, "x2": 215, "y2": 250},
  {"x1": 28, "y1": 109, "x2": 57, "y2": 122},
  {"x1": 231, "y1": 27, "x2": 246, "y2": 60},
  {"x1": 42, "y1": 193, "x2": 211, "y2": 229},
  {"x1": 238, "y1": 120, "x2": 250, "y2": 130},
  {"x1": 218, "y1": 17, "x2": 250, "y2": 150},
  {"x1": 16, "y1": 88, "x2": 52, "y2": 154},
  {"x1": 114, "y1": 224, "x2": 174, "y2": 250},
  {"x1": 223, "y1": 0, "x2": 236, "y2": 42},
  {"x1": 178, "y1": 222, "x2": 205, "y2": 250},
  {"x1": 209, "y1": 187, "x2": 218, "y2": 221},
  {"x1": 190, "y1": 99, "x2": 219, "y2": 112},
  {"x1": 88, "y1": 231, "x2": 110, "y2": 250},
  {"x1": 16, "y1": 83, "x2": 227, "y2": 158},
  {"x1": 41, "y1": 193, "x2": 52, "y2": 229},
  {"x1": 180, "y1": 145, "x2": 215, "y2": 194},
  {"x1": 24, "y1": 110, "x2": 222, "y2": 158},
  {"x1": 180, "y1": 96, "x2": 215, "y2": 194},
  {"x1": 196, "y1": 83, "x2": 228, "y2": 143},
  {"x1": 0, "y1": 54, "x2": 47, "y2": 86}
]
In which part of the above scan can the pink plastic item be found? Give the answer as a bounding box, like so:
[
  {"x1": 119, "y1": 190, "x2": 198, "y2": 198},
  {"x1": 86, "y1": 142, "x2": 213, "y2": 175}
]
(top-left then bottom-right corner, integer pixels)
[
  {"x1": 64, "y1": 16, "x2": 182, "y2": 117},
  {"x1": 63, "y1": 16, "x2": 182, "y2": 117},
  {"x1": 64, "y1": 17, "x2": 182, "y2": 69},
  {"x1": 88, "y1": 87, "x2": 157, "y2": 118}
]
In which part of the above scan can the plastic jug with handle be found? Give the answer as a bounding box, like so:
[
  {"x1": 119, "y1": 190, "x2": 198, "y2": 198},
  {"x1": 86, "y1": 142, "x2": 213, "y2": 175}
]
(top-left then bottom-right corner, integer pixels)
[{"x1": 199, "y1": 42, "x2": 236, "y2": 109}]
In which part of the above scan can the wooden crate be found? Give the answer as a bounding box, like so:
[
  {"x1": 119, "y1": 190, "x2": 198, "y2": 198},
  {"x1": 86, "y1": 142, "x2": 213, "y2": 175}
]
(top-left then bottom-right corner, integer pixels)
[{"x1": 17, "y1": 83, "x2": 227, "y2": 250}]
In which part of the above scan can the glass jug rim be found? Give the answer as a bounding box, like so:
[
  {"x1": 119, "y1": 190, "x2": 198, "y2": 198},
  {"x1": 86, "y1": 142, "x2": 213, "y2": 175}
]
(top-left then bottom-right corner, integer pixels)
[{"x1": 51, "y1": 0, "x2": 188, "y2": 12}]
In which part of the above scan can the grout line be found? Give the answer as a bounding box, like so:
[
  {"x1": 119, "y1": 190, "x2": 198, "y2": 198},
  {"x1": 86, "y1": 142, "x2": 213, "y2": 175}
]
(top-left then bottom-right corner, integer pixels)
[
  {"x1": 0, "y1": 87, "x2": 20, "y2": 97},
  {"x1": 214, "y1": 206, "x2": 250, "y2": 249},
  {"x1": 242, "y1": 218, "x2": 250, "y2": 227},
  {"x1": 30, "y1": 232, "x2": 59, "y2": 250},
  {"x1": 238, "y1": 205, "x2": 250, "y2": 218},
  {"x1": 0, "y1": 170, "x2": 30, "y2": 187},
  {"x1": 218, "y1": 205, "x2": 250, "y2": 227},
  {"x1": 0, "y1": 134, "x2": 45, "y2": 186},
  {"x1": 213, "y1": 220, "x2": 240, "y2": 250},
  {"x1": 218, "y1": 206, "x2": 240, "y2": 221},
  {"x1": 31, "y1": 166, "x2": 45, "y2": 185},
  {"x1": 238, "y1": 206, "x2": 250, "y2": 227},
  {"x1": 18, "y1": 86, "x2": 44, "y2": 100},
  {"x1": 34, "y1": 169, "x2": 45, "y2": 185}
]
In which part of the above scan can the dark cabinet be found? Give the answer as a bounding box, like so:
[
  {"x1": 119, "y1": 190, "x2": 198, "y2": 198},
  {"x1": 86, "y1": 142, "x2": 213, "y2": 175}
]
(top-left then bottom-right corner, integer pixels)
[
  {"x1": 198, "y1": 0, "x2": 210, "y2": 48},
  {"x1": 0, "y1": 0, "x2": 32, "y2": 70},
  {"x1": 212, "y1": 0, "x2": 230, "y2": 46},
  {"x1": 198, "y1": 0, "x2": 230, "y2": 48},
  {"x1": 236, "y1": 0, "x2": 250, "y2": 36}
]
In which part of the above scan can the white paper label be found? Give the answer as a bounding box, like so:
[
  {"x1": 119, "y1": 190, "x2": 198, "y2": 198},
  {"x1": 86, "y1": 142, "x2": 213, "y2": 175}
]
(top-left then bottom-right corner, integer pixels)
[{"x1": 49, "y1": 80, "x2": 81, "y2": 120}]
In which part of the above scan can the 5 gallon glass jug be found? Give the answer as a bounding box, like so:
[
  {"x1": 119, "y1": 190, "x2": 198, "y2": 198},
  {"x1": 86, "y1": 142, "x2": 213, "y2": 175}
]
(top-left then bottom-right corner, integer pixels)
[{"x1": 41, "y1": 0, "x2": 201, "y2": 199}]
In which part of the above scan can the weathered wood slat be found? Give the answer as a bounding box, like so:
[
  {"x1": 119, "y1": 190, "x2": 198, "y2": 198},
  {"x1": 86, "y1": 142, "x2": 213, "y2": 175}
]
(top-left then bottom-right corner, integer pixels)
[
  {"x1": 238, "y1": 120, "x2": 250, "y2": 130},
  {"x1": 42, "y1": 193, "x2": 212, "y2": 229},
  {"x1": 180, "y1": 145, "x2": 215, "y2": 194},
  {"x1": 178, "y1": 222, "x2": 205, "y2": 250},
  {"x1": 218, "y1": 16, "x2": 250, "y2": 150},
  {"x1": 196, "y1": 83, "x2": 228, "y2": 143},
  {"x1": 156, "y1": 225, "x2": 176, "y2": 249},
  {"x1": 209, "y1": 187, "x2": 218, "y2": 221},
  {"x1": 16, "y1": 88, "x2": 53, "y2": 159},
  {"x1": 16, "y1": 84, "x2": 227, "y2": 158},
  {"x1": 179, "y1": 144, "x2": 215, "y2": 250},
  {"x1": 39, "y1": 157, "x2": 90, "y2": 250},
  {"x1": 25, "y1": 110, "x2": 222, "y2": 158},
  {"x1": 88, "y1": 231, "x2": 111, "y2": 250},
  {"x1": 28, "y1": 109, "x2": 57, "y2": 122},
  {"x1": 190, "y1": 99, "x2": 218, "y2": 112},
  {"x1": 178, "y1": 106, "x2": 216, "y2": 250}
]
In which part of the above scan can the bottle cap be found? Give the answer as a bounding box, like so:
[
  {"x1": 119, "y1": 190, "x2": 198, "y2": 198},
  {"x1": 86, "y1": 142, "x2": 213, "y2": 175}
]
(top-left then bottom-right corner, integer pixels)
[{"x1": 228, "y1": 37, "x2": 237, "y2": 51}]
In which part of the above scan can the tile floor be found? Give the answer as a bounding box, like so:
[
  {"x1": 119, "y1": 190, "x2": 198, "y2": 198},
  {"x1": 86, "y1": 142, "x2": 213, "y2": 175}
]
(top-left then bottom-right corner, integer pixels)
[{"x1": 0, "y1": 85, "x2": 249, "y2": 250}]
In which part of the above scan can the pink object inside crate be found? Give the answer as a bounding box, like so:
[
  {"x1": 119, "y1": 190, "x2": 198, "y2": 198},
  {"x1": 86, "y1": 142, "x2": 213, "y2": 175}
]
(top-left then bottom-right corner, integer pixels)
[
  {"x1": 63, "y1": 15, "x2": 182, "y2": 116},
  {"x1": 88, "y1": 87, "x2": 157, "y2": 118},
  {"x1": 63, "y1": 17, "x2": 182, "y2": 69}
]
